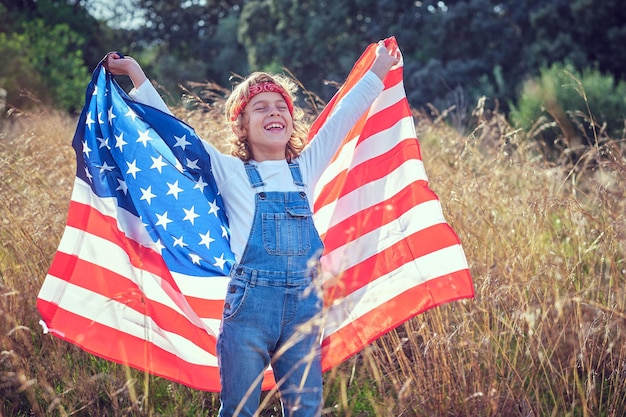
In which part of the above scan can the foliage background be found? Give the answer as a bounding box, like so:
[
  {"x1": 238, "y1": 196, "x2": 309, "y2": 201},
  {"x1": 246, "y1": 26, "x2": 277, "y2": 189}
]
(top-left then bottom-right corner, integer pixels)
[{"x1": 2, "y1": 0, "x2": 626, "y2": 113}]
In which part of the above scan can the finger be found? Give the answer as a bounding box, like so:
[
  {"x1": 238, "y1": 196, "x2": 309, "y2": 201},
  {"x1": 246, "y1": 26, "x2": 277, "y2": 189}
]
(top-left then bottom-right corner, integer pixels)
[
  {"x1": 105, "y1": 51, "x2": 126, "y2": 66},
  {"x1": 392, "y1": 46, "x2": 401, "y2": 59}
]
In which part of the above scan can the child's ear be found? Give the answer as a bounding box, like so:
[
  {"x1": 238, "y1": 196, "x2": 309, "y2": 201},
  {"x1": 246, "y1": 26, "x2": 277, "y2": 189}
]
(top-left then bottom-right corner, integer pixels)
[{"x1": 231, "y1": 124, "x2": 246, "y2": 139}]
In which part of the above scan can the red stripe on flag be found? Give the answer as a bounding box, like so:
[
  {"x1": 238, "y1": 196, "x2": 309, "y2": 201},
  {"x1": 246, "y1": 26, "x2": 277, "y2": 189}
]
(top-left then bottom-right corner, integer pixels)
[
  {"x1": 184, "y1": 295, "x2": 225, "y2": 319},
  {"x1": 323, "y1": 222, "x2": 462, "y2": 301},
  {"x1": 46, "y1": 251, "x2": 219, "y2": 356},
  {"x1": 314, "y1": 114, "x2": 418, "y2": 211},
  {"x1": 319, "y1": 139, "x2": 422, "y2": 212},
  {"x1": 320, "y1": 181, "x2": 437, "y2": 251},
  {"x1": 320, "y1": 269, "x2": 473, "y2": 369},
  {"x1": 356, "y1": 99, "x2": 413, "y2": 146},
  {"x1": 65, "y1": 201, "x2": 182, "y2": 292},
  {"x1": 35, "y1": 299, "x2": 235, "y2": 391}
]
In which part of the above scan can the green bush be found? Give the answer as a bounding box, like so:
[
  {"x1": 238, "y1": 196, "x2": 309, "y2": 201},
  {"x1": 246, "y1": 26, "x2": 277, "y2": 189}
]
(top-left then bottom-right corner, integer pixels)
[
  {"x1": 0, "y1": 19, "x2": 89, "y2": 113},
  {"x1": 509, "y1": 63, "x2": 626, "y2": 159}
]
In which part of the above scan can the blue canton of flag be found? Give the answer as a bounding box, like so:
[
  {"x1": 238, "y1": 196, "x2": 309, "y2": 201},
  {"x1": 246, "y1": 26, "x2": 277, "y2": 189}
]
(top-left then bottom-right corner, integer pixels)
[{"x1": 76, "y1": 63, "x2": 234, "y2": 278}]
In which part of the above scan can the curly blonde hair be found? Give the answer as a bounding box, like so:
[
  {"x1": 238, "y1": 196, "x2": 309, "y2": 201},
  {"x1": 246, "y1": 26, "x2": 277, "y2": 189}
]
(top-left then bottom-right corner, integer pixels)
[{"x1": 224, "y1": 72, "x2": 308, "y2": 162}]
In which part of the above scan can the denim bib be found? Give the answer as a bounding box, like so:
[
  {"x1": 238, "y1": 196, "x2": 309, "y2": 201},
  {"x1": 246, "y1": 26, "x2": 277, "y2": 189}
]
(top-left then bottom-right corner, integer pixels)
[{"x1": 231, "y1": 161, "x2": 324, "y2": 284}]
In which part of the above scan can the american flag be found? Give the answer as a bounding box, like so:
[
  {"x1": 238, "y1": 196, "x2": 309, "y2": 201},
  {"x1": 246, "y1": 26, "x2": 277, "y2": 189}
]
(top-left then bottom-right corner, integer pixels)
[{"x1": 37, "y1": 37, "x2": 473, "y2": 392}]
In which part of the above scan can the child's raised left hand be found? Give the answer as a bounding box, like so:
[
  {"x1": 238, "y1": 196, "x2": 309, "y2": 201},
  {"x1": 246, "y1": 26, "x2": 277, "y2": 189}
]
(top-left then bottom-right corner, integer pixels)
[
  {"x1": 370, "y1": 41, "x2": 401, "y2": 81},
  {"x1": 103, "y1": 52, "x2": 148, "y2": 89}
]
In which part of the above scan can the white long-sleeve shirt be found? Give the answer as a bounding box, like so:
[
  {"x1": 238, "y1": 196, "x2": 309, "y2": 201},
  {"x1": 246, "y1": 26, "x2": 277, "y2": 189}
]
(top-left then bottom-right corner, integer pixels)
[{"x1": 129, "y1": 72, "x2": 383, "y2": 261}]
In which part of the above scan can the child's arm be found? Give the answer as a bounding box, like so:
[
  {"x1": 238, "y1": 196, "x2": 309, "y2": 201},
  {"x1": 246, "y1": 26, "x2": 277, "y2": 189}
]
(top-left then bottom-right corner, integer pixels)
[
  {"x1": 104, "y1": 52, "x2": 172, "y2": 115},
  {"x1": 370, "y1": 41, "x2": 401, "y2": 81},
  {"x1": 301, "y1": 42, "x2": 400, "y2": 184},
  {"x1": 104, "y1": 52, "x2": 148, "y2": 89},
  {"x1": 102, "y1": 51, "x2": 240, "y2": 185}
]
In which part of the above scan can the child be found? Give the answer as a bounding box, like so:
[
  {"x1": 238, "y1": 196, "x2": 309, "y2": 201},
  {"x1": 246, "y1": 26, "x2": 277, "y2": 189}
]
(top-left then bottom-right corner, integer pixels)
[{"x1": 105, "y1": 42, "x2": 399, "y2": 417}]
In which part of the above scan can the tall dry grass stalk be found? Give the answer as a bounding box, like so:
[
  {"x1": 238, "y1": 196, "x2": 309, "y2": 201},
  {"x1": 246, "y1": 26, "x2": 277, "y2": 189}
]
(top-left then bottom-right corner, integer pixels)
[{"x1": 1, "y1": 91, "x2": 625, "y2": 416}]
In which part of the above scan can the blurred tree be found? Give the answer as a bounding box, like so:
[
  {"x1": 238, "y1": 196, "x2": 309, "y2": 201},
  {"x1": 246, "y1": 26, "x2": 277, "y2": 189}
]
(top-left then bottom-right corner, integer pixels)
[
  {"x1": 4, "y1": 0, "x2": 626, "y2": 125},
  {"x1": 367, "y1": 0, "x2": 626, "y2": 126},
  {"x1": 126, "y1": 0, "x2": 247, "y2": 94},
  {"x1": 130, "y1": 0, "x2": 239, "y2": 54},
  {"x1": 235, "y1": 0, "x2": 524, "y2": 111},
  {"x1": 0, "y1": 6, "x2": 91, "y2": 111},
  {"x1": 238, "y1": 0, "x2": 405, "y2": 100},
  {"x1": 104, "y1": 0, "x2": 626, "y2": 120},
  {"x1": 1, "y1": 0, "x2": 115, "y2": 69},
  {"x1": 523, "y1": 0, "x2": 626, "y2": 80},
  {"x1": 0, "y1": 0, "x2": 116, "y2": 111},
  {"x1": 398, "y1": 0, "x2": 529, "y2": 118}
]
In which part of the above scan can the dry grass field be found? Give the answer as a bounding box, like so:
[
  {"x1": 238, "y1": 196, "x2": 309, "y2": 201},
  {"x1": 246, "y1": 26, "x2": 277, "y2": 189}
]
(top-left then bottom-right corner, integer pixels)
[{"x1": 1, "y1": 92, "x2": 625, "y2": 416}]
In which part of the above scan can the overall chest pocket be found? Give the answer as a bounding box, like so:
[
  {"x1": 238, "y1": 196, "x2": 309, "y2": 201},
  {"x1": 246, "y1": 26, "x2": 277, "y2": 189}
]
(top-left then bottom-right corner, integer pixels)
[{"x1": 262, "y1": 205, "x2": 312, "y2": 256}]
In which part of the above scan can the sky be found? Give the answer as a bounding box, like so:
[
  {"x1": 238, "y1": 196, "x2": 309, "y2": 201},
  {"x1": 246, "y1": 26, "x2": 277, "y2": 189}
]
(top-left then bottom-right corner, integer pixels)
[{"x1": 86, "y1": 0, "x2": 145, "y2": 29}]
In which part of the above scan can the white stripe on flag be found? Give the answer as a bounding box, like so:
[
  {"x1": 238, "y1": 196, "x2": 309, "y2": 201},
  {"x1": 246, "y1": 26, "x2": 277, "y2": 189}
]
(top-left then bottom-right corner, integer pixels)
[
  {"x1": 54, "y1": 225, "x2": 207, "y2": 325},
  {"x1": 71, "y1": 178, "x2": 157, "y2": 247},
  {"x1": 324, "y1": 244, "x2": 469, "y2": 335},
  {"x1": 38, "y1": 275, "x2": 220, "y2": 367},
  {"x1": 314, "y1": 158, "x2": 429, "y2": 236},
  {"x1": 320, "y1": 198, "x2": 447, "y2": 277}
]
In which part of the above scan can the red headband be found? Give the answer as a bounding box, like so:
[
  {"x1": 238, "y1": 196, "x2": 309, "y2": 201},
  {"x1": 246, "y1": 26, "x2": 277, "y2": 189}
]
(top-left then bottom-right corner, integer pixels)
[{"x1": 230, "y1": 82, "x2": 294, "y2": 121}]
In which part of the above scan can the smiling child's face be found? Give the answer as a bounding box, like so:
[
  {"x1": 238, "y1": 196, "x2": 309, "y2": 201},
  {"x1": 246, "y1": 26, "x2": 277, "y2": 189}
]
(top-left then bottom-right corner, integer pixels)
[{"x1": 241, "y1": 91, "x2": 294, "y2": 162}]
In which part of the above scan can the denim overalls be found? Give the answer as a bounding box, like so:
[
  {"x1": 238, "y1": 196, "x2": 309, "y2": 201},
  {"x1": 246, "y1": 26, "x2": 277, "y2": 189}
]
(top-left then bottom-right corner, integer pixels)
[{"x1": 217, "y1": 162, "x2": 324, "y2": 417}]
